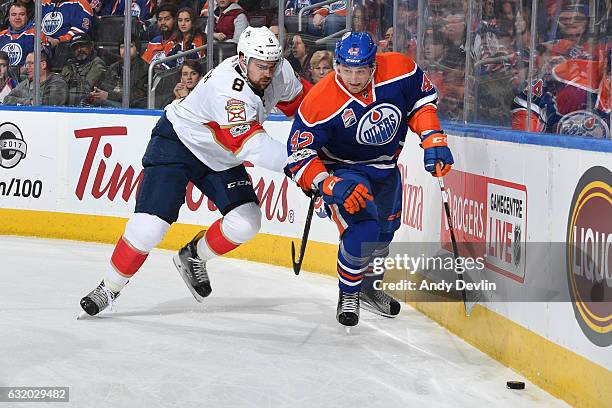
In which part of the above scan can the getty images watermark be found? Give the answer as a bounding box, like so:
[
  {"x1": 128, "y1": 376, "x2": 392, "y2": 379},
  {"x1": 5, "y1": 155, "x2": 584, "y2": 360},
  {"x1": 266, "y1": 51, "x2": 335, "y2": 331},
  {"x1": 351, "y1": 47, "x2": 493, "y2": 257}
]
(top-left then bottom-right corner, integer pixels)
[{"x1": 372, "y1": 253, "x2": 496, "y2": 293}]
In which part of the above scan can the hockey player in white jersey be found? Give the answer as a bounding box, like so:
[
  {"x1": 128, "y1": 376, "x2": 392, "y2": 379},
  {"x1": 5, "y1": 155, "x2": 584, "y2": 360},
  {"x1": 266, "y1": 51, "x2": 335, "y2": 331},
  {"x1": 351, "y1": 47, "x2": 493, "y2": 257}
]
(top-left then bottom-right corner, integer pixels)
[{"x1": 80, "y1": 26, "x2": 310, "y2": 316}]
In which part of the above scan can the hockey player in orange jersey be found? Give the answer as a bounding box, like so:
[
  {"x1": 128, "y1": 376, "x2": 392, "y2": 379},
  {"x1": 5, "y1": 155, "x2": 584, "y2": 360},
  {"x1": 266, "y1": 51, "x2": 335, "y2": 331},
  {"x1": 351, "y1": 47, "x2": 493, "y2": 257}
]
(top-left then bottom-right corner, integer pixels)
[{"x1": 285, "y1": 32, "x2": 454, "y2": 327}]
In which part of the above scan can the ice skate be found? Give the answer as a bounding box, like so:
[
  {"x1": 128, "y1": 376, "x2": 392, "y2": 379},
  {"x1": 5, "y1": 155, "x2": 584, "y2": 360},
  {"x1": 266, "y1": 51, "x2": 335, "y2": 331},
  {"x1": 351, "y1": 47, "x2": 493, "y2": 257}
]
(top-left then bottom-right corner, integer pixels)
[
  {"x1": 336, "y1": 290, "x2": 360, "y2": 327},
  {"x1": 173, "y1": 232, "x2": 211, "y2": 302},
  {"x1": 79, "y1": 280, "x2": 120, "y2": 317},
  {"x1": 360, "y1": 285, "x2": 401, "y2": 318}
]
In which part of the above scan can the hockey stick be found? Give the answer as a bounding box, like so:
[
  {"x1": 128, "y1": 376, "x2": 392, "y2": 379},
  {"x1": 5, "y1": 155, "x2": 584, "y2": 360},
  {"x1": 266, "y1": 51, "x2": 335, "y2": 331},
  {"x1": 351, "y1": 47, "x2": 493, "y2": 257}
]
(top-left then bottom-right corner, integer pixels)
[
  {"x1": 435, "y1": 164, "x2": 470, "y2": 316},
  {"x1": 291, "y1": 193, "x2": 319, "y2": 275}
]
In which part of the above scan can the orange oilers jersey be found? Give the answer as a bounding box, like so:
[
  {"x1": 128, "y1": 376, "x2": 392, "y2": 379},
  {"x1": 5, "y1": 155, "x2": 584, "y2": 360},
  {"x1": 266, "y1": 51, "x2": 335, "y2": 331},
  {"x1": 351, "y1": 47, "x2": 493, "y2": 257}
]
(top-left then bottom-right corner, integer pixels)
[
  {"x1": 313, "y1": 1, "x2": 347, "y2": 17},
  {"x1": 141, "y1": 35, "x2": 176, "y2": 65},
  {"x1": 286, "y1": 52, "x2": 441, "y2": 189},
  {"x1": 166, "y1": 33, "x2": 206, "y2": 68},
  {"x1": 511, "y1": 59, "x2": 610, "y2": 138}
]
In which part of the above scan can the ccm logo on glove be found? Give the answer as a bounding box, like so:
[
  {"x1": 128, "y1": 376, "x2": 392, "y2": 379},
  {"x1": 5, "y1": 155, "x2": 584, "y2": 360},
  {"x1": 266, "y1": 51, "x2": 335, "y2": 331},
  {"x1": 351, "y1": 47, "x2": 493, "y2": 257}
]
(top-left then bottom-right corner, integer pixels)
[
  {"x1": 420, "y1": 131, "x2": 454, "y2": 176},
  {"x1": 421, "y1": 134, "x2": 447, "y2": 148}
]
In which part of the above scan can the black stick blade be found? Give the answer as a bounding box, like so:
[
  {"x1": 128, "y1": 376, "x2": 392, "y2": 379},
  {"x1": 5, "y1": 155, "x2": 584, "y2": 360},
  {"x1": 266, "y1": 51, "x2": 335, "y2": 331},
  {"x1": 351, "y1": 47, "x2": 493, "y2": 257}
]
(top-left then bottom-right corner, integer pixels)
[{"x1": 291, "y1": 241, "x2": 301, "y2": 275}]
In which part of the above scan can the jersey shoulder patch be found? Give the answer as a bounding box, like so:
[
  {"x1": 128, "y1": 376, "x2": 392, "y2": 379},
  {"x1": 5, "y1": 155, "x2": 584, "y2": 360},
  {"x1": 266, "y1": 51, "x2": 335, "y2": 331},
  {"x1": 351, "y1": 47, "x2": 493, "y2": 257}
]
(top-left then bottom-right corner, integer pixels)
[
  {"x1": 374, "y1": 53, "x2": 417, "y2": 84},
  {"x1": 297, "y1": 74, "x2": 349, "y2": 126}
]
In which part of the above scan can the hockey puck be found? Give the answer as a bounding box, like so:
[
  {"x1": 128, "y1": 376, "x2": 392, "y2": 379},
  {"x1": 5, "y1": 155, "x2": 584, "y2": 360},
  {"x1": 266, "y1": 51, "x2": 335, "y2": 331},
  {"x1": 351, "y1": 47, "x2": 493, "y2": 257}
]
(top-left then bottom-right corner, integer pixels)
[{"x1": 506, "y1": 381, "x2": 525, "y2": 390}]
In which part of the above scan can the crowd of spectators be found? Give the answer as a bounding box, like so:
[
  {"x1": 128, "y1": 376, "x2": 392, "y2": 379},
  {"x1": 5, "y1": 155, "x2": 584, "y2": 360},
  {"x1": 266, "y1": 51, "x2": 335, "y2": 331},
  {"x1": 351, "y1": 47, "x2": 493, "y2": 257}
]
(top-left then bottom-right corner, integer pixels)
[
  {"x1": 3, "y1": 49, "x2": 68, "y2": 105},
  {"x1": 400, "y1": 0, "x2": 611, "y2": 139},
  {"x1": 369, "y1": 0, "x2": 610, "y2": 139},
  {"x1": 0, "y1": 0, "x2": 250, "y2": 107},
  {"x1": 0, "y1": 0, "x2": 609, "y2": 139},
  {"x1": 87, "y1": 38, "x2": 148, "y2": 107}
]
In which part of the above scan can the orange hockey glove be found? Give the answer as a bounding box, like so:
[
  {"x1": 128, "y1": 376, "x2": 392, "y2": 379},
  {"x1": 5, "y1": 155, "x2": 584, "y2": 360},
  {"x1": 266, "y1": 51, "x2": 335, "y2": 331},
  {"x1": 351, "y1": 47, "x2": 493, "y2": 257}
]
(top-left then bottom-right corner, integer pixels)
[{"x1": 319, "y1": 176, "x2": 373, "y2": 214}]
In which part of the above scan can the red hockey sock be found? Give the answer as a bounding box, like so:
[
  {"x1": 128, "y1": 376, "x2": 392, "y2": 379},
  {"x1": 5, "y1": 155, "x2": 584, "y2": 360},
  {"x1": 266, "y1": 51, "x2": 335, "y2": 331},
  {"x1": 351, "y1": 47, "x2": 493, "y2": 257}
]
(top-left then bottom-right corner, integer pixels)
[
  {"x1": 204, "y1": 219, "x2": 239, "y2": 256},
  {"x1": 110, "y1": 237, "x2": 149, "y2": 277}
]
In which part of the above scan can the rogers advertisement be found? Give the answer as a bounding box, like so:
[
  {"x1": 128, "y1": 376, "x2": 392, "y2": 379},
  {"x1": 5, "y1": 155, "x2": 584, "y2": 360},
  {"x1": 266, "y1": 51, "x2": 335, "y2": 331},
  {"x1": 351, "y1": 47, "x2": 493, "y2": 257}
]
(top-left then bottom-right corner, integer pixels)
[{"x1": 440, "y1": 170, "x2": 528, "y2": 283}]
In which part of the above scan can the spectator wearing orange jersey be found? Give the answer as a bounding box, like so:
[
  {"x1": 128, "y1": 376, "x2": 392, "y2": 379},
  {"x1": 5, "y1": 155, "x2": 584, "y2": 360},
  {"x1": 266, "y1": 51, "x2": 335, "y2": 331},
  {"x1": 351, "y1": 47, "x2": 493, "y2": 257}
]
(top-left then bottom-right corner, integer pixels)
[
  {"x1": 541, "y1": 4, "x2": 595, "y2": 59},
  {"x1": 142, "y1": 2, "x2": 177, "y2": 68},
  {"x1": 167, "y1": 7, "x2": 205, "y2": 67},
  {"x1": 310, "y1": 0, "x2": 346, "y2": 37}
]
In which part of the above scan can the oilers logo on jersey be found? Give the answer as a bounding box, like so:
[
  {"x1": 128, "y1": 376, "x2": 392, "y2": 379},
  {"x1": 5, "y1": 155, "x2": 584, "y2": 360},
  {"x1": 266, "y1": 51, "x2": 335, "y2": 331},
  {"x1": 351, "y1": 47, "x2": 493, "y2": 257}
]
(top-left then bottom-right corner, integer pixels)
[
  {"x1": 42, "y1": 12, "x2": 64, "y2": 35},
  {"x1": 356, "y1": 103, "x2": 401, "y2": 145},
  {"x1": 557, "y1": 110, "x2": 610, "y2": 139},
  {"x1": 41, "y1": 0, "x2": 94, "y2": 39},
  {"x1": 1, "y1": 43, "x2": 22, "y2": 66},
  {"x1": 131, "y1": 3, "x2": 141, "y2": 17},
  {"x1": 150, "y1": 51, "x2": 166, "y2": 65},
  {"x1": 512, "y1": 58, "x2": 610, "y2": 138}
]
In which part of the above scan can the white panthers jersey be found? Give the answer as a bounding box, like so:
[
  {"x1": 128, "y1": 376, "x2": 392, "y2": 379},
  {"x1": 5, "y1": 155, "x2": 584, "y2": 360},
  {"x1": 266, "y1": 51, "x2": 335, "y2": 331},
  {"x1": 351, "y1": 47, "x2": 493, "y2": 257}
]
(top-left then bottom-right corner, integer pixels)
[{"x1": 164, "y1": 56, "x2": 304, "y2": 172}]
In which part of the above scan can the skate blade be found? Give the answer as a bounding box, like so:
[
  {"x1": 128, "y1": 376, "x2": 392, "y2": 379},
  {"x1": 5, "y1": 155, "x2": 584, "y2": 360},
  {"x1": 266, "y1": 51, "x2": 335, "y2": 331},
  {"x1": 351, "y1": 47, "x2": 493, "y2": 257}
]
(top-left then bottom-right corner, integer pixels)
[
  {"x1": 173, "y1": 254, "x2": 206, "y2": 303},
  {"x1": 359, "y1": 300, "x2": 398, "y2": 318},
  {"x1": 464, "y1": 293, "x2": 481, "y2": 317},
  {"x1": 345, "y1": 327, "x2": 351, "y2": 335},
  {"x1": 76, "y1": 310, "x2": 91, "y2": 320}
]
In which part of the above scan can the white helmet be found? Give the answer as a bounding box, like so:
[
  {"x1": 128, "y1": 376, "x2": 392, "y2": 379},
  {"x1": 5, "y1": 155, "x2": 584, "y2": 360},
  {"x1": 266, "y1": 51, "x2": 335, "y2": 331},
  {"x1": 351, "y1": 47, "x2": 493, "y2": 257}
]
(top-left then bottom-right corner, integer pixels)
[{"x1": 237, "y1": 26, "x2": 283, "y2": 75}]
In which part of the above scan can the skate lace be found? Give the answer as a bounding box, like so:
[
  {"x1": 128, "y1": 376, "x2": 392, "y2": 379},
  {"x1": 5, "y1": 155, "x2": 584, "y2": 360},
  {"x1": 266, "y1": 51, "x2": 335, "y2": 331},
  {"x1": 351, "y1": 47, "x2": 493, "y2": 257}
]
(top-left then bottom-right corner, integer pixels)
[
  {"x1": 341, "y1": 292, "x2": 359, "y2": 313},
  {"x1": 188, "y1": 257, "x2": 209, "y2": 284},
  {"x1": 90, "y1": 283, "x2": 118, "y2": 311},
  {"x1": 372, "y1": 289, "x2": 392, "y2": 307}
]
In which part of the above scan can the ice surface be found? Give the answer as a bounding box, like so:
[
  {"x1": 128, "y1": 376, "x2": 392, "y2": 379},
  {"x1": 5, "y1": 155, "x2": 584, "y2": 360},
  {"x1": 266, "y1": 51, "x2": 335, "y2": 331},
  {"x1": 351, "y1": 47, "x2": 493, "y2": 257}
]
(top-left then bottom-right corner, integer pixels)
[{"x1": 0, "y1": 236, "x2": 567, "y2": 408}]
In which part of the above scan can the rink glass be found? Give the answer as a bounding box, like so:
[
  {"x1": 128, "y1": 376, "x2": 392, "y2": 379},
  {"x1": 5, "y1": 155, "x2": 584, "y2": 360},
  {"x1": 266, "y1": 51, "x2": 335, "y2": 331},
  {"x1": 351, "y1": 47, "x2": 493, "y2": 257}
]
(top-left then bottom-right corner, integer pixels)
[{"x1": 17, "y1": 1, "x2": 612, "y2": 139}]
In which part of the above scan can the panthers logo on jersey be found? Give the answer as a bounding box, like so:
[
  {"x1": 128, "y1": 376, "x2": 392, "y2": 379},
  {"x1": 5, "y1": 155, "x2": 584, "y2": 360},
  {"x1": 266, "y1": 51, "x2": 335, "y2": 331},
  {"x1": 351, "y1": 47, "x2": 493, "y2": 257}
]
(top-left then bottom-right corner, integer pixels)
[
  {"x1": 356, "y1": 103, "x2": 401, "y2": 145},
  {"x1": 42, "y1": 12, "x2": 63, "y2": 36},
  {"x1": 1, "y1": 43, "x2": 22, "y2": 66}
]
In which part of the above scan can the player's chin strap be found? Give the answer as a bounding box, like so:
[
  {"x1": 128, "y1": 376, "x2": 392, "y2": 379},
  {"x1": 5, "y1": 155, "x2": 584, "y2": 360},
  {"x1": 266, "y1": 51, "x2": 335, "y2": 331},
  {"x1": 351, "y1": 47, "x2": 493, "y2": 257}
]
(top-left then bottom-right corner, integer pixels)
[
  {"x1": 237, "y1": 54, "x2": 253, "y2": 90},
  {"x1": 366, "y1": 63, "x2": 377, "y2": 90}
]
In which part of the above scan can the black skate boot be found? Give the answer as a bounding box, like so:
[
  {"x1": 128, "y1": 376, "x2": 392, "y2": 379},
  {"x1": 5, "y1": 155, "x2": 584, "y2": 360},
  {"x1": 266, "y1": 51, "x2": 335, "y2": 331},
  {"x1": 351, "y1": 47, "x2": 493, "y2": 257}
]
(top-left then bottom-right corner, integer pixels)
[
  {"x1": 80, "y1": 280, "x2": 120, "y2": 316},
  {"x1": 336, "y1": 290, "x2": 360, "y2": 326},
  {"x1": 359, "y1": 286, "x2": 401, "y2": 317},
  {"x1": 173, "y1": 231, "x2": 211, "y2": 302}
]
